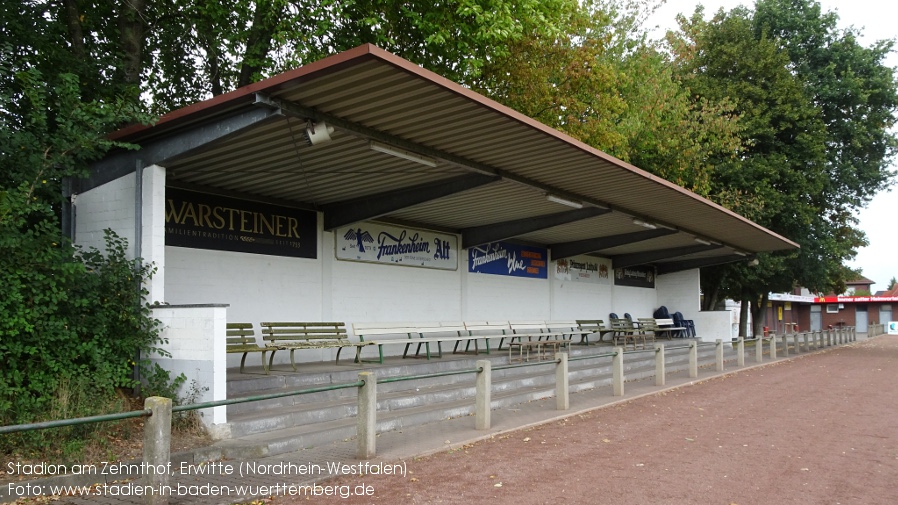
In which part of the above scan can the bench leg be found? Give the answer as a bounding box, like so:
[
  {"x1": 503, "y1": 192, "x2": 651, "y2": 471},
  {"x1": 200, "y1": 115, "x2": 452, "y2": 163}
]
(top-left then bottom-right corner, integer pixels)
[{"x1": 289, "y1": 349, "x2": 297, "y2": 372}]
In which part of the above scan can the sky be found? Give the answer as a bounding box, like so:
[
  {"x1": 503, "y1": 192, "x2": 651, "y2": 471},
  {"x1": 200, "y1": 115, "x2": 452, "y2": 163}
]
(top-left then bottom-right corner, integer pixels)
[{"x1": 646, "y1": 0, "x2": 898, "y2": 292}]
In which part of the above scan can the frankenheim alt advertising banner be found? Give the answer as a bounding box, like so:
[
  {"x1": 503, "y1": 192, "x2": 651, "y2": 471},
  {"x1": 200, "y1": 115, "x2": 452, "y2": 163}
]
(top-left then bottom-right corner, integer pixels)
[
  {"x1": 555, "y1": 255, "x2": 612, "y2": 284},
  {"x1": 165, "y1": 187, "x2": 317, "y2": 258},
  {"x1": 468, "y1": 241, "x2": 548, "y2": 279},
  {"x1": 335, "y1": 223, "x2": 458, "y2": 270},
  {"x1": 614, "y1": 265, "x2": 655, "y2": 288}
]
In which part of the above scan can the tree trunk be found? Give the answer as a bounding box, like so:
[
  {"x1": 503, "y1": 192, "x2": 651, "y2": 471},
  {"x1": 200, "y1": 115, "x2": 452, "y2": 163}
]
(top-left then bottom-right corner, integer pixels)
[
  {"x1": 237, "y1": 0, "x2": 282, "y2": 88},
  {"x1": 739, "y1": 297, "x2": 750, "y2": 337},
  {"x1": 63, "y1": 0, "x2": 85, "y2": 62},
  {"x1": 119, "y1": 0, "x2": 147, "y2": 87},
  {"x1": 751, "y1": 292, "x2": 768, "y2": 338}
]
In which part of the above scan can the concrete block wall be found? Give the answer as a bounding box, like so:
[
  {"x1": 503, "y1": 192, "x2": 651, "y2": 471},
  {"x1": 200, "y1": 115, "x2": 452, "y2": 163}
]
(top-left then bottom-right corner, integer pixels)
[
  {"x1": 73, "y1": 172, "x2": 136, "y2": 254},
  {"x1": 149, "y1": 304, "x2": 228, "y2": 435}
]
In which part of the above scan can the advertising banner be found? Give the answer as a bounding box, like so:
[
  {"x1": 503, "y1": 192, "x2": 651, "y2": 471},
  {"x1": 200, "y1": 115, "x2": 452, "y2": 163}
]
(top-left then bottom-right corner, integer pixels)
[
  {"x1": 336, "y1": 223, "x2": 457, "y2": 270},
  {"x1": 613, "y1": 265, "x2": 655, "y2": 288},
  {"x1": 555, "y1": 256, "x2": 612, "y2": 284},
  {"x1": 165, "y1": 187, "x2": 317, "y2": 258},
  {"x1": 468, "y1": 241, "x2": 548, "y2": 279},
  {"x1": 888, "y1": 322, "x2": 898, "y2": 335}
]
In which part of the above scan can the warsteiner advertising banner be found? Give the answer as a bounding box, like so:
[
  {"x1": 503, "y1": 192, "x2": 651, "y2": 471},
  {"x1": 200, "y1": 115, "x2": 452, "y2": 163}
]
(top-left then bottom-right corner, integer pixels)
[
  {"x1": 468, "y1": 241, "x2": 548, "y2": 279},
  {"x1": 165, "y1": 187, "x2": 317, "y2": 258},
  {"x1": 336, "y1": 223, "x2": 458, "y2": 270},
  {"x1": 614, "y1": 265, "x2": 655, "y2": 288}
]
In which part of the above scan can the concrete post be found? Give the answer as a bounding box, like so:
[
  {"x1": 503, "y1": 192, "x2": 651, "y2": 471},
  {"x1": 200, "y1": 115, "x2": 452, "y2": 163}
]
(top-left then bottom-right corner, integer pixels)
[
  {"x1": 737, "y1": 338, "x2": 745, "y2": 367},
  {"x1": 770, "y1": 335, "x2": 777, "y2": 360},
  {"x1": 839, "y1": 327, "x2": 845, "y2": 344},
  {"x1": 555, "y1": 353, "x2": 569, "y2": 411},
  {"x1": 782, "y1": 334, "x2": 789, "y2": 357},
  {"x1": 715, "y1": 339, "x2": 724, "y2": 372},
  {"x1": 755, "y1": 337, "x2": 763, "y2": 363},
  {"x1": 357, "y1": 372, "x2": 376, "y2": 459},
  {"x1": 688, "y1": 342, "x2": 698, "y2": 378},
  {"x1": 802, "y1": 333, "x2": 808, "y2": 352},
  {"x1": 476, "y1": 360, "x2": 492, "y2": 429},
  {"x1": 612, "y1": 347, "x2": 624, "y2": 396},
  {"x1": 143, "y1": 396, "x2": 171, "y2": 505},
  {"x1": 792, "y1": 333, "x2": 800, "y2": 354},
  {"x1": 827, "y1": 329, "x2": 833, "y2": 347},
  {"x1": 655, "y1": 344, "x2": 666, "y2": 387}
]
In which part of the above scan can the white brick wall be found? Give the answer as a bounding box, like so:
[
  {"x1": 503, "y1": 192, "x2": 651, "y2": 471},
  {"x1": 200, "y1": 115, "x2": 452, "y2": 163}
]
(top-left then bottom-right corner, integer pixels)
[
  {"x1": 150, "y1": 305, "x2": 227, "y2": 433},
  {"x1": 74, "y1": 172, "x2": 136, "y2": 254}
]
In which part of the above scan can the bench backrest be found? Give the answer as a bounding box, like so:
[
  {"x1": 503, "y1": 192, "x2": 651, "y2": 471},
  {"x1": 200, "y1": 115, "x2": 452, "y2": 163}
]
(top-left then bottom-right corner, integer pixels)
[
  {"x1": 464, "y1": 321, "x2": 510, "y2": 335},
  {"x1": 637, "y1": 318, "x2": 658, "y2": 331},
  {"x1": 260, "y1": 321, "x2": 350, "y2": 345},
  {"x1": 548, "y1": 321, "x2": 581, "y2": 332},
  {"x1": 610, "y1": 318, "x2": 635, "y2": 330},
  {"x1": 509, "y1": 321, "x2": 549, "y2": 334},
  {"x1": 655, "y1": 318, "x2": 675, "y2": 327},
  {"x1": 227, "y1": 322, "x2": 257, "y2": 346},
  {"x1": 576, "y1": 319, "x2": 606, "y2": 331}
]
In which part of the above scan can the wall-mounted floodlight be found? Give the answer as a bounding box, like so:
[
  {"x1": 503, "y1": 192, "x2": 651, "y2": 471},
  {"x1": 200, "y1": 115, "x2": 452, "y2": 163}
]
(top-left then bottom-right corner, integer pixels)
[
  {"x1": 546, "y1": 194, "x2": 584, "y2": 209},
  {"x1": 748, "y1": 258, "x2": 760, "y2": 266},
  {"x1": 694, "y1": 238, "x2": 713, "y2": 246},
  {"x1": 369, "y1": 141, "x2": 438, "y2": 167},
  {"x1": 632, "y1": 218, "x2": 657, "y2": 229},
  {"x1": 304, "y1": 121, "x2": 334, "y2": 145}
]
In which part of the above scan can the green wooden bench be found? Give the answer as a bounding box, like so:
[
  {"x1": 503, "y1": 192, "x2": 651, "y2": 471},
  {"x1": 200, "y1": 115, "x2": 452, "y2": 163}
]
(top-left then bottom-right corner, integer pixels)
[
  {"x1": 610, "y1": 318, "x2": 644, "y2": 350},
  {"x1": 227, "y1": 322, "x2": 275, "y2": 374},
  {"x1": 260, "y1": 321, "x2": 373, "y2": 371},
  {"x1": 575, "y1": 319, "x2": 616, "y2": 345}
]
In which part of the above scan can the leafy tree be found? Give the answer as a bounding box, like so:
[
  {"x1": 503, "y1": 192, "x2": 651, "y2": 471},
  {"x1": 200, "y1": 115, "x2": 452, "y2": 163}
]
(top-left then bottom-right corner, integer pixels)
[
  {"x1": 473, "y1": 0, "x2": 743, "y2": 197},
  {"x1": 0, "y1": 68, "x2": 160, "y2": 426},
  {"x1": 668, "y1": 1, "x2": 898, "y2": 336}
]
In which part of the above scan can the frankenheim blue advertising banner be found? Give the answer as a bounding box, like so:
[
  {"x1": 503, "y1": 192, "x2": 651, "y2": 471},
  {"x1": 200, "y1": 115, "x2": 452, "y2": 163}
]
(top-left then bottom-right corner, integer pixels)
[{"x1": 468, "y1": 241, "x2": 548, "y2": 279}]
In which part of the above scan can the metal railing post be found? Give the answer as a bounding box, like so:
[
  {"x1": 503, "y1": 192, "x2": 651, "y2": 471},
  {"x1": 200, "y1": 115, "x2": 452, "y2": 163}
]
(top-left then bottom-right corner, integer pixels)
[
  {"x1": 143, "y1": 397, "x2": 171, "y2": 505},
  {"x1": 612, "y1": 347, "x2": 624, "y2": 396},
  {"x1": 476, "y1": 360, "x2": 492, "y2": 429},
  {"x1": 689, "y1": 342, "x2": 698, "y2": 378},
  {"x1": 555, "y1": 353, "x2": 569, "y2": 411},
  {"x1": 715, "y1": 339, "x2": 724, "y2": 371},
  {"x1": 357, "y1": 372, "x2": 377, "y2": 459},
  {"x1": 737, "y1": 338, "x2": 745, "y2": 367},
  {"x1": 655, "y1": 344, "x2": 666, "y2": 387}
]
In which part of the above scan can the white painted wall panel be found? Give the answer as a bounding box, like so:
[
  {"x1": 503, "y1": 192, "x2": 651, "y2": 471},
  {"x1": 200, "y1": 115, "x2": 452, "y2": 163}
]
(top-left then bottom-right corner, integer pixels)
[
  {"x1": 656, "y1": 269, "x2": 701, "y2": 317},
  {"x1": 74, "y1": 172, "x2": 136, "y2": 254}
]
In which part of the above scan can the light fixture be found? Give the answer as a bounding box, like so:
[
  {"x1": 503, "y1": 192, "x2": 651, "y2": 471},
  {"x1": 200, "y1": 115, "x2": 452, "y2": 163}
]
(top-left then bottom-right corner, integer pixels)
[
  {"x1": 632, "y1": 218, "x2": 657, "y2": 230},
  {"x1": 694, "y1": 238, "x2": 712, "y2": 246},
  {"x1": 304, "y1": 121, "x2": 334, "y2": 145},
  {"x1": 734, "y1": 251, "x2": 747, "y2": 257},
  {"x1": 748, "y1": 258, "x2": 760, "y2": 266},
  {"x1": 369, "y1": 141, "x2": 438, "y2": 167},
  {"x1": 546, "y1": 194, "x2": 584, "y2": 209}
]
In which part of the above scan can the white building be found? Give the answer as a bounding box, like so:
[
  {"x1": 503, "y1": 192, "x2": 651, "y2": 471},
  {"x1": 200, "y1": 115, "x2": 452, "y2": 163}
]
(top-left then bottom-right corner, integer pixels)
[{"x1": 69, "y1": 45, "x2": 798, "y2": 435}]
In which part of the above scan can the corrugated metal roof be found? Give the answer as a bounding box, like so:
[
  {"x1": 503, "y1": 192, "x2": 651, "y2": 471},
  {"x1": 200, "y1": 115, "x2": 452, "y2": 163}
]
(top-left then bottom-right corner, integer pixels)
[{"x1": 100, "y1": 44, "x2": 798, "y2": 273}]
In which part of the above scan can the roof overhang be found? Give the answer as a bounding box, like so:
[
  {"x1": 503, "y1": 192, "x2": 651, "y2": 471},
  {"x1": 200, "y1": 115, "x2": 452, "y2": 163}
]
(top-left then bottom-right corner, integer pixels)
[{"x1": 82, "y1": 44, "x2": 798, "y2": 274}]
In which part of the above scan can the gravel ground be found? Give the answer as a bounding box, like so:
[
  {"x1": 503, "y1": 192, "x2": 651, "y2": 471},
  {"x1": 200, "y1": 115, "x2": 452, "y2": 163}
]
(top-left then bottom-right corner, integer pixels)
[{"x1": 276, "y1": 335, "x2": 898, "y2": 505}]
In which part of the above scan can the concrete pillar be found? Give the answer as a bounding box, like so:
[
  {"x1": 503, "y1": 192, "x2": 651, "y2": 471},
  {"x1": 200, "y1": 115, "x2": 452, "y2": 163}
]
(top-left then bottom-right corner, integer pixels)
[
  {"x1": 737, "y1": 338, "x2": 745, "y2": 367},
  {"x1": 476, "y1": 360, "x2": 492, "y2": 429},
  {"x1": 715, "y1": 339, "x2": 724, "y2": 372},
  {"x1": 782, "y1": 334, "x2": 789, "y2": 357},
  {"x1": 555, "y1": 353, "x2": 569, "y2": 411},
  {"x1": 792, "y1": 333, "x2": 800, "y2": 354},
  {"x1": 827, "y1": 329, "x2": 833, "y2": 347},
  {"x1": 357, "y1": 372, "x2": 376, "y2": 459},
  {"x1": 755, "y1": 337, "x2": 763, "y2": 363},
  {"x1": 655, "y1": 344, "x2": 666, "y2": 387},
  {"x1": 770, "y1": 335, "x2": 777, "y2": 360},
  {"x1": 688, "y1": 342, "x2": 698, "y2": 378},
  {"x1": 143, "y1": 396, "x2": 171, "y2": 505},
  {"x1": 802, "y1": 333, "x2": 808, "y2": 352},
  {"x1": 612, "y1": 347, "x2": 624, "y2": 396}
]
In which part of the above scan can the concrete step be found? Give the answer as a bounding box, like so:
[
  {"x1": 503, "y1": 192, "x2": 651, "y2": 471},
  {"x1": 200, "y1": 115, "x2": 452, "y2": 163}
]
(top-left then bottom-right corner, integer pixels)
[{"x1": 213, "y1": 341, "x2": 723, "y2": 457}]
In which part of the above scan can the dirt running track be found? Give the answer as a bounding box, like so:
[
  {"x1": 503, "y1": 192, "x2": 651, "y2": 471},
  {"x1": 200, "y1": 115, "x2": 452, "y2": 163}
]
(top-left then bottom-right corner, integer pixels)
[{"x1": 277, "y1": 336, "x2": 898, "y2": 505}]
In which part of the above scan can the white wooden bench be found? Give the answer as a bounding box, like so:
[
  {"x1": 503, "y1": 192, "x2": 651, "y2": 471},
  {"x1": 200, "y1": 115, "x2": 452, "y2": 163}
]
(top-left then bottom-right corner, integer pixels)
[
  {"x1": 352, "y1": 322, "x2": 492, "y2": 364},
  {"x1": 507, "y1": 321, "x2": 572, "y2": 363}
]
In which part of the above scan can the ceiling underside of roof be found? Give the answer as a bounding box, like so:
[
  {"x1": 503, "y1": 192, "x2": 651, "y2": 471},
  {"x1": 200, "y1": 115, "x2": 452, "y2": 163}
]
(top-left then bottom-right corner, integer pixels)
[{"x1": 92, "y1": 45, "x2": 797, "y2": 274}]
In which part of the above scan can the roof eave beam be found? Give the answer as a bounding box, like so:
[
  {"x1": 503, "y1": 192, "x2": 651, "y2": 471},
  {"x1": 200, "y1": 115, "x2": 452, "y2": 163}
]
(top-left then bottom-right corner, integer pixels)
[
  {"x1": 656, "y1": 254, "x2": 753, "y2": 275},
  {"x1": 550, "y1": 229, "x2": 678, "y2": 260},
  {"x1": 613, "y1": 244, "x2": 725, "y2": 270},
  {"x1": 462, "y1": 208, "x2": 611, "y2": 249},
  {"x1": 321, "y1": 174, "x2": 499, "y2": 230},
  {"x1": 77, "y1": 107, "x2": 284, "y2": 194}
]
